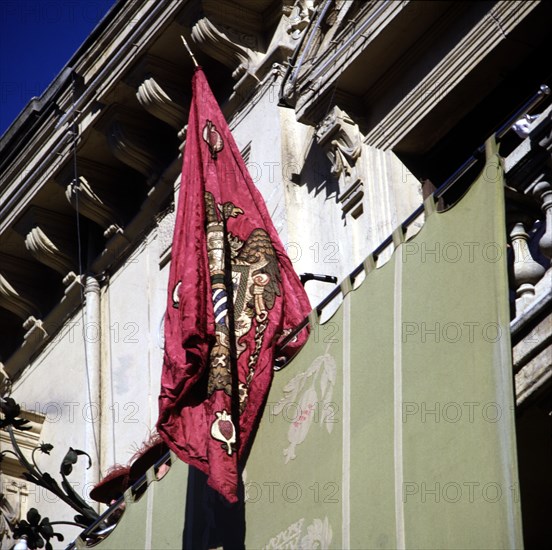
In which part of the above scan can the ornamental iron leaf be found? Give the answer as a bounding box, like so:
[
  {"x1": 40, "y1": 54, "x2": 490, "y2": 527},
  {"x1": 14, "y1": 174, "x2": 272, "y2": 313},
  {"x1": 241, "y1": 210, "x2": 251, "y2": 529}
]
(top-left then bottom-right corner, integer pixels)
[
  {"x1": 0, "y1": 396, "x2": 31, "y2": 430},
  {"x1": 12, "y1": 508, "x2": 64, "y2": 550},
  {"x1": 1, "y1": 393, "x2": 103, "y2": 547},
  {"x1": 60, "y1": 448, "x2": 92, "y2": 476}
]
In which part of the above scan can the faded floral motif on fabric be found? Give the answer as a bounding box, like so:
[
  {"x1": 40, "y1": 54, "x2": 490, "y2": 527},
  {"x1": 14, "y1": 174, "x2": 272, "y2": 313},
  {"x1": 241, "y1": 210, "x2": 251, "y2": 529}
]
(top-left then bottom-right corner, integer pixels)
[
  {"x1": 273, "y1": 350, "x2": 337, "y2": 463},
  {"x1": 263, "y1": 517, "x2": 333, "y2": 549}
]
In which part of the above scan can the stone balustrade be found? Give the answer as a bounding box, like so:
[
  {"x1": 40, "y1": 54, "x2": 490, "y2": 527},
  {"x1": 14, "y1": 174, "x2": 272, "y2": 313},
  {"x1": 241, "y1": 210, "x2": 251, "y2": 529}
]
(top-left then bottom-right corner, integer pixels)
[
  {"x1": 505, "y1": 102, "x2": 552, "y2": 408},
  {"x1": 505, "y1": 104, "x2": 552, "y2": 319}
]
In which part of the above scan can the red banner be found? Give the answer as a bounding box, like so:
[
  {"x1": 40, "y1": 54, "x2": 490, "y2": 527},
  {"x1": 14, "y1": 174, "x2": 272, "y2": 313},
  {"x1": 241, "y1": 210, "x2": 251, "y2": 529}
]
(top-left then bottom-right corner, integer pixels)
[{"x1": 157, "y1": 67, "x2": 311, "y2": 503}]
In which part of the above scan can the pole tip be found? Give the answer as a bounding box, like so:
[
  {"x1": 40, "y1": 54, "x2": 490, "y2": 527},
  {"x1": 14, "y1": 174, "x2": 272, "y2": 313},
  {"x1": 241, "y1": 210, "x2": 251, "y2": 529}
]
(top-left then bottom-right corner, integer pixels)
[{"x1": 180, "y1": 35, "x2": 199, "y2": 67}]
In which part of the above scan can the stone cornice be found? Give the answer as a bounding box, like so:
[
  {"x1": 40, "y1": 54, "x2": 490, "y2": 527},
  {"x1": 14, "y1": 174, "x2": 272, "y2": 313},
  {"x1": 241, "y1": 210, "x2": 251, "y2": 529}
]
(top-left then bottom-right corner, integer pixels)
[
  {"x1": 0, "y1": 0, "x2": 294, "y2": 372},
  {"x1": 0, "y1": 67, "x2": 73, "y2": 156},
  {"x1": 13, "y1": 207, "x2": 78, "y2": 280},
  {"x1": 291, "y1": 0, "x2": 403, "y2": 118},
  {"x1": 137, "y1": 77, "x2": 187, "y2": 130},
  {"x1": 0, "y1": 1, "x2": 185, "y2": 236},
  {"x1": 363, "y1": 0, "x2": 541, "y2": 149},
  {"x1": 202, "y1": 0, "x2": 267, "y2": 35},
  {"x1": 0, "y1": 1, "x2": 192, "y2": 370},
  {"x1": 291, "y1": 0, "x2": 542, "y2": 142},
  {"x1": 3, "y1": 277, "x2": 83, "y2": 379}
]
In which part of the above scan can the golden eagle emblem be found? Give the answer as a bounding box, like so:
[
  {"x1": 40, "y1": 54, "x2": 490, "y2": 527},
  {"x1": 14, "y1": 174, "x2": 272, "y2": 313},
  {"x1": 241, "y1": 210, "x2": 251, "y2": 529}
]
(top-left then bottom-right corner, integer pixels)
[{"x1": 204, "y1": 192, "x2": 281, "y2": 410}]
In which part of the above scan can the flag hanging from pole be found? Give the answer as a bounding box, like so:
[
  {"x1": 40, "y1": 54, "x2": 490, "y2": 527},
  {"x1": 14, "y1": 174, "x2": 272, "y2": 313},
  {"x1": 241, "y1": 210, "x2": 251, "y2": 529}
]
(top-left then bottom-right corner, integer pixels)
[{"x1": 157, "y1": 67, "x2": 311, "y2": 503}]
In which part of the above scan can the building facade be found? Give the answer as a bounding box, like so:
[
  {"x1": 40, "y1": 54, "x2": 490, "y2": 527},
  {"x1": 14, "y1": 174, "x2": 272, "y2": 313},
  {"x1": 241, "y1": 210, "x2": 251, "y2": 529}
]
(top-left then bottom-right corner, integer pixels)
[{"x1": 0, "y1": 1, "x2": 550, "y2": 547}]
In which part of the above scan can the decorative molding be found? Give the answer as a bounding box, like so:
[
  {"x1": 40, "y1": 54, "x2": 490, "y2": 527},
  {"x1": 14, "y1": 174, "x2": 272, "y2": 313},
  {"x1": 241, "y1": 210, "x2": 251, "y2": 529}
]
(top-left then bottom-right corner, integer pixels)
[
  {"x1": 66, "y1": 176, "x2": 123, "y2": 239},
  {"x1": 136, "y1": 76, "x2": 187, "y2": 131},
  {"x1": 316, "y1": 107, "x2": 362, "y2": 176},
  {"x1": 25, "y1": 227, "x2": 76, "y2": 281},
  {"x1": 56, "y1": 158, "x2": 129, "y2": 235},
  {"x1": 94, "y1": 104, "x2": 172, "y2": 184},
  {"x1": 0, "y1": 408, "x2": 44, "y2": 546},
  {"x1": 22, "y1": 316, "x2": 48, "y2": 344},
  {"x1": 0, "y1": 480, "x2": 28, "y2": 548},
  {"x1": 0, "y1": 274, "x2": 39, "y2": 321},
  {"x1": 363, "y1": 1, "x2": 541, "y2": 149},
  {"x1": 291, "y1": 1, "x2": 540, "y2": 141},
  {"x1": 191, "y1": 17, "x2": 264, "y2": 81},
  {"x1": 56, "y1": 157, "x2": 124, "y2": 189},
  {"x1": 13, "y1": 206, "x2": 78, "y2": 282},
  {"x1": 0, "y1": 408, "x2": 45, "y2": 476},
  {"x1": 125, "y1": 55, "x2": 187, "y2": 143},
  {"x1": 4, "y1": 274, "x2": 84, "y2": 380},
  {"x1": 157, "y1": 209, "x2": 176, "y2": 268},
  {"x1": 0, "y1": 363, "x2": 10, "y2": 396},
  {"x1": 0, "y1": 255, "x2": 50, "y2": 341},
  {"x1": 338, "y1": 177, "x2": 364, "y2": 218},
  {"x1": 291, "y1": 0, "x2": 400, "y2": 114},
  {"x1": 316, "y1": 106, "x2": 364, "y2": 218},
  {"x1": 514, "y1": 311, "x2": 552, "y2": 405}
]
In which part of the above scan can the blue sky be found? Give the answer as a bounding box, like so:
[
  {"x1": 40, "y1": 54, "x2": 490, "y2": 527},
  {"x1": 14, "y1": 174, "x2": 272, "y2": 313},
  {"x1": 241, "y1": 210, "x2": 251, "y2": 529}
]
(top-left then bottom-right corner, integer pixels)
[{"x1": 0, "y1": 0, "x2": 115, "y2": 136}]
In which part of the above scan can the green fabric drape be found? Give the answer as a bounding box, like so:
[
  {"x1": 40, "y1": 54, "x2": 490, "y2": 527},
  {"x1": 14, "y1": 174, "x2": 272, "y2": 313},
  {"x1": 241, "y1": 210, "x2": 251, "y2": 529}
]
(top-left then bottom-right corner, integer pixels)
[{"x1": 245, "y1": 140, "x2": 522, "y2": 549}]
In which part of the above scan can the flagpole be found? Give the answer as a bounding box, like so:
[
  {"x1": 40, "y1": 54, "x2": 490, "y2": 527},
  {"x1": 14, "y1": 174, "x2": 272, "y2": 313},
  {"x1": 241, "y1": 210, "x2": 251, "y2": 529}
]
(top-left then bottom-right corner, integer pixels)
[{"x1": 180, "y1": 35, "x2": 199, "y2": 68}]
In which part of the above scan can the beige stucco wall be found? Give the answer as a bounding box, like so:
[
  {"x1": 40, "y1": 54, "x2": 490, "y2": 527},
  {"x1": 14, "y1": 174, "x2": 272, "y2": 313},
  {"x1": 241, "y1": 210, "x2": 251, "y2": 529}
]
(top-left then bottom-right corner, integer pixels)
[{"x1": 10, "y1": 230, "x2": 169, "y2": 529}]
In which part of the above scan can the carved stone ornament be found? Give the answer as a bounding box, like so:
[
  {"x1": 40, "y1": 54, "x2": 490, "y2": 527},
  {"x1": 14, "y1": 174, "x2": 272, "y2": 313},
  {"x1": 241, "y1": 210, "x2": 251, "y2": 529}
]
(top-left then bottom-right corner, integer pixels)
[
  {"x1": 0, "y1": 484, "x2": 23, "y2": 547},
  {"x1": 0, "y1": 274, "x2": 39, "y2": 321},
  {"x1": 65, "y1": 176, "x2": 122, "y2": 239},
  {"x1": 286, "y1": 0, "x2": 315, "y2": 39},
  {"x1": 191, "y1": 17, "x2": 264, "y2": 81},
  {"x1": 136, "y1": 76, "x2": 187, "y2": 131},
  {"x1": 0, "y1": 406, "x2": 45, "y2": 546},
  {"x1": 25, "y1": 227, "x2": 76, "y2": 281},
  {"x1": 22, "y1": 316, "x2": 48, "y2": 343},
  {"x1": 315, "y1": 106, "x2": 364, "y2": 218},
  {"x1": 13, "y1": 207, "x2": 78, "y2": 284},
  {"x1": 0, "y1": 362, "x2": 11, "y2": 396}
]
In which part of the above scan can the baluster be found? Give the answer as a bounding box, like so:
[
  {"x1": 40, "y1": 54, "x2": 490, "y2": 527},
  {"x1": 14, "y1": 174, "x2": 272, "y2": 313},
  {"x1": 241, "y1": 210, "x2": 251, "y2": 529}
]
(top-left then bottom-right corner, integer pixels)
[
  {"x1": 510, "y1": 220, "x2": 545, "y2": 302},
  {"x1": 533, "y1": 180, "x2": 552, "y2": 263}
]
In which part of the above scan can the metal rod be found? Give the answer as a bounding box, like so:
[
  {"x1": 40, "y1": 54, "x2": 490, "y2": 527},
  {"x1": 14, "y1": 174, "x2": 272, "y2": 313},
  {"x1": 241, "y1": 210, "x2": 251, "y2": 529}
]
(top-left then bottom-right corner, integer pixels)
[
  {"x1": 66, "y1": 451, "x2": 173, "y2": 548},
  {"x1": 496, "y1": 84, "x2": 550, "y2": 138}
]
